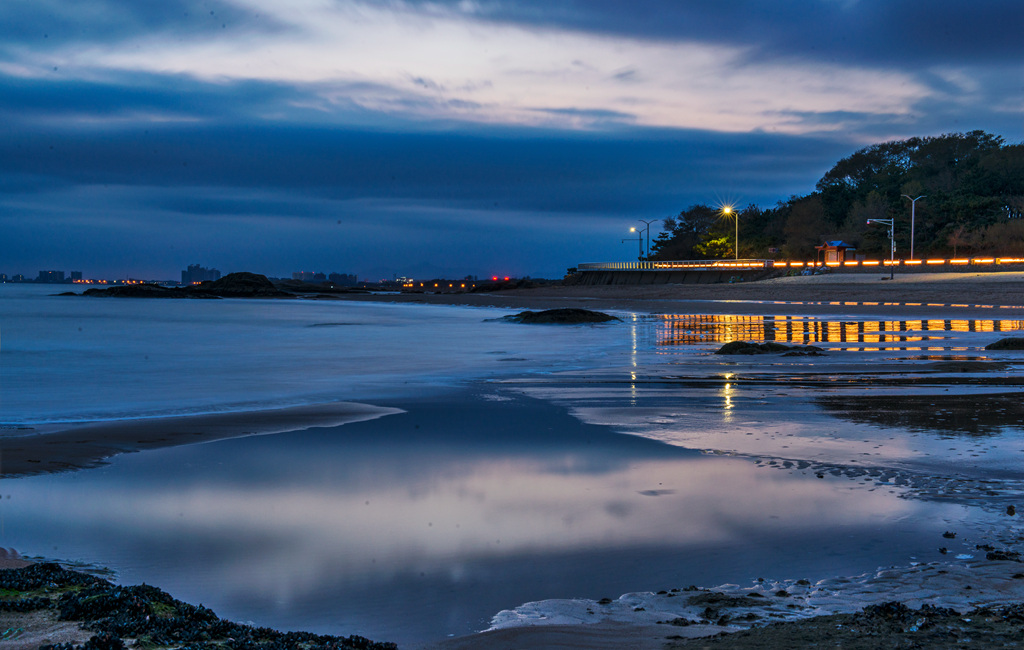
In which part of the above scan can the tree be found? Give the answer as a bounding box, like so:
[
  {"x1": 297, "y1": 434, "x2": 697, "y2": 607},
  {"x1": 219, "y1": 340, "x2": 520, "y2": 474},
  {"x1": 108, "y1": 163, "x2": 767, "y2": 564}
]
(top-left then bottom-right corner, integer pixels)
[
  {"x1": 782, "y1": 195, "x2": 828, "y2": 257},
  {"x1": 649, "y1": 204, "x2": 720, "y2": 259}
]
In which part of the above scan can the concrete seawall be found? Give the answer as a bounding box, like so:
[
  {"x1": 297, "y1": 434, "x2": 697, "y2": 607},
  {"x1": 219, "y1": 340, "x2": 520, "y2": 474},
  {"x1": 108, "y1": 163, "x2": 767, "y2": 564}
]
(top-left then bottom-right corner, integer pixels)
[{"x1": 573, "y1": 261, "x2": 1024, "y2": 285}]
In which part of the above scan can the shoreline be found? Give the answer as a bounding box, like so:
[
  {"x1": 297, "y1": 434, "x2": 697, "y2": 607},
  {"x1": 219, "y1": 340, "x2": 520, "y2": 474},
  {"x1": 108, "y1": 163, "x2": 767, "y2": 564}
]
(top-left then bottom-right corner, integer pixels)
[{"x1": 0, "y1": 401, "x2": 401, "y2": 478}]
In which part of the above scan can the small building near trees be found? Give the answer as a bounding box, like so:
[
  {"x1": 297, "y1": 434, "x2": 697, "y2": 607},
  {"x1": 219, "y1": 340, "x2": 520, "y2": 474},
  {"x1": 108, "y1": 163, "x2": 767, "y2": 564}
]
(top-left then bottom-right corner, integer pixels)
[{"x1": 815, "y1": 241, "x2": 857, "y2": 264}]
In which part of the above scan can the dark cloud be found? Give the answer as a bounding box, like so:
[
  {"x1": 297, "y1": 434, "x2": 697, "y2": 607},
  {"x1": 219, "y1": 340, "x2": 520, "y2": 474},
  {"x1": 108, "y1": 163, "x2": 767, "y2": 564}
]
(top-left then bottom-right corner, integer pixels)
[
  {"x1": 0, "y1": 0, "x2": 282, "y2": 50},
  {"x1": 0, "y1": 117, "x2": 846, "y2": 215},
  {"x1": 422, "y1": 0, "x2": 1022, "y2": 67}
]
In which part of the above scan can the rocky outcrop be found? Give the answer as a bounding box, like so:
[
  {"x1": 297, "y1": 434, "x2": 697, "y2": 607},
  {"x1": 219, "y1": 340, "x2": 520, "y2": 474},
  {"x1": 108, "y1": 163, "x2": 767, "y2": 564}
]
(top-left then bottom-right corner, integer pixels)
[
  {"x1": 82, "y1": 284, "x2": 182, "y2": 298},
  {"x1": 189, "y1": 272, "x2": 290, "y2": 298},
  {"x1": 498, "y1": 308, "x2": 621, "y2": 324},
  {"x1": 78, "y1": 273, "x2": 290, "y2": 299},
  {"x1": 715, "y1": 341, "x2": 825, "y2": 355}
]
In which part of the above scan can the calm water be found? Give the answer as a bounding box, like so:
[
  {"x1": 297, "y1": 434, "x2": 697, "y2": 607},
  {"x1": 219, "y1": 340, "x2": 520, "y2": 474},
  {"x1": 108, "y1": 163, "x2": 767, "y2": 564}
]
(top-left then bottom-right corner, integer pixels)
[
  {"x1": 0, "y1": 285, "x2": 624, "y2": 423},
  {"x1": 1, "y1": 284, "x2": 1020, "y2": 645}
]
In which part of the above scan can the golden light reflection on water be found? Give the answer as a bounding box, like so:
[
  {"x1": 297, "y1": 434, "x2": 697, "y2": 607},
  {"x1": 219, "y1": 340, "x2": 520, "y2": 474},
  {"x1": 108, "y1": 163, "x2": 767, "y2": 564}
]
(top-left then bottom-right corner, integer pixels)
[{"x1": 654, "y1": 314, "x2": 1024, "y2": 351}]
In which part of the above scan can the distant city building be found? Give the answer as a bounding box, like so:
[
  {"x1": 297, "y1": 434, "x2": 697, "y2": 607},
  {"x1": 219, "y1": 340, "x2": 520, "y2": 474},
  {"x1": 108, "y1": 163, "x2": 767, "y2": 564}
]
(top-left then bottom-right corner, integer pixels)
[
  {"x1": 70, "y1": 271, "x2": 83, "y2": 281},
  {"x1": 12, "y1": 274, "x2": 24, "y2": 282},
  {"x1": 0, "y1": 274, "x2": 7, "y2": 282},
  {"x1": 292, "y1": 271, "x2": 358, "y2": 285},
  {"x1": 181, "y1": 264, "x2": 221, "y2": 285},
  {"x1": 328, "y1": 272, "x2": 358, "y2": 286},
  {"x1": 37, "y1": 270, "x2": 65, "y2": 283}
]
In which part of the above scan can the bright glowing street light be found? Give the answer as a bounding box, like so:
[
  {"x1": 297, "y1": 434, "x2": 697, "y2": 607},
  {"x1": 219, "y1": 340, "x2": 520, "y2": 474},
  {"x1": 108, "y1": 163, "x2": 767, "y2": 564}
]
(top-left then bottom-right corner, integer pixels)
[
  {"x1": 622, "y1": 227, "x2": 643, "y2": 261},
  {"x1": 722, "y1": 205, "x2": 738, "y2": 260},
  {"x1": 901, "y1": 195, "x2": 926, "y2": 260}
]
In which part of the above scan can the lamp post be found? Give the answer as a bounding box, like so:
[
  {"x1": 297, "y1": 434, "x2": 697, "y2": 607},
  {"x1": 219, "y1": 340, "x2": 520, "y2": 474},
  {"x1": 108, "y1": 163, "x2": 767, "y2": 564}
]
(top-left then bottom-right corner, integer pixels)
[
  {"x1": 867, "y1": 218, "x2": 895, "y2": 280},
  {"x1": 622, "y1": 227, "x2": 643, "y2": 261},
  {"x1": 901, "y1": 195, "x2": 926, "y2": 260},
  {"x1": 637, "y1": 219, "x2": 657, "y2": 258},
  {"x1": 722, "y1": 206, "x2": 738, "y2": 260}
]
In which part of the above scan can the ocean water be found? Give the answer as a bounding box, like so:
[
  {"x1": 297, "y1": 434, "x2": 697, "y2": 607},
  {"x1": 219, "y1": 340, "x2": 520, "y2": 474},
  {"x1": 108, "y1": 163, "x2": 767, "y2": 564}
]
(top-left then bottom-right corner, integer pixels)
[
  {"x1": 1, "y1": 284, "x2": 1020, "y2": 645},
  {"x1": 0, "y1": 284, "x2": 626, "y2": 423}
]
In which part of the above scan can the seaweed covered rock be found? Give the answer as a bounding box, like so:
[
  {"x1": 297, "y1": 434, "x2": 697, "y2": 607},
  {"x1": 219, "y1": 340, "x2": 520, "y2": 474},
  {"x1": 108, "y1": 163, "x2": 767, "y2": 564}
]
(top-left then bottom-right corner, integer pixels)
[
  {"x1": 985, "y1": 337, "x2": 1024, "y2": 350},
  {"x1": 499, "y1": 308, "x2": 620, "y2": 324},
  {"x1": 1, "y1": 564, "x2": 396, "y2": 650},
  {"x1": 716, "y1": 341, "x2": 794, "y2": 355}
]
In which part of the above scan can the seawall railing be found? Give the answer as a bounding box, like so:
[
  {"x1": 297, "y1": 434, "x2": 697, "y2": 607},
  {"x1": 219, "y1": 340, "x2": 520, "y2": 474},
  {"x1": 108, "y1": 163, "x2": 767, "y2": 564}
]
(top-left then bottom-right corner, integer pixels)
[{"x1": 578, "y1": 258, "x2": 1024, "y2": 271}]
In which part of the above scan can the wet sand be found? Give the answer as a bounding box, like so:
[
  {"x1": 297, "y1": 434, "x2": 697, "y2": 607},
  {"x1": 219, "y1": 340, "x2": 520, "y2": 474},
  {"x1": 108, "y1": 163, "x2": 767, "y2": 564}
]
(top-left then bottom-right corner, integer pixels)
[{"x1": 0, "y1": 402, "x2": 401, "y2": 478}]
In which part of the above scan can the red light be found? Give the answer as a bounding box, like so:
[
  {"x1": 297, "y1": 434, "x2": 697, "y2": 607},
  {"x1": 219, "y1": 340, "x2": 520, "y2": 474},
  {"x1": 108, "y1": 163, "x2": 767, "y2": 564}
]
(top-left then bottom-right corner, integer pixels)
[
  {"x1": 492, "y1": 276, "x2": 498, "y2": 281},
  {"x1": 503, "y1": 277, "x2": 509, "y2": 281}
]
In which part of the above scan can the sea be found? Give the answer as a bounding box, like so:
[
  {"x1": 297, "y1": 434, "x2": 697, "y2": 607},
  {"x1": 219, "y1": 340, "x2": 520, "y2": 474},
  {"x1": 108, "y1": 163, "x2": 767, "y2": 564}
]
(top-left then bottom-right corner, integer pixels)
[{"x1": 2, "y1": 283, "x2": 1022, "y2": 646}]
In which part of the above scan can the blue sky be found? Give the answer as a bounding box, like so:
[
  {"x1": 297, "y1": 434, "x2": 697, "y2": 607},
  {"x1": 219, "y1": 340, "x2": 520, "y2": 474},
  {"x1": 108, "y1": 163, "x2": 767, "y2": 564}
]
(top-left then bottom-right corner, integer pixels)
[{"x1": 1, "y1": 1, "x2": 1021, "y2": 280}]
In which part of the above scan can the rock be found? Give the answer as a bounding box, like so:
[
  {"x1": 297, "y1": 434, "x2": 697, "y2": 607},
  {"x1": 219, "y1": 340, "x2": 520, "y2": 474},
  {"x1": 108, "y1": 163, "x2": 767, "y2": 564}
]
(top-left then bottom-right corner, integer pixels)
[
  {"x1": 715, "y1": 341, "x2": 823, "y2": 355},
  {"x1": 1009, "y1": 505, "x2": 1017, "y2": 516},
  {"x1": 498, "y1": 308, "x2": 620, "y2": 324},
  {"x1": 78, "y1": 272, "x2": 291, "y2": 299},
  {"x1": 985, "y1": 337, "x2": 1024, "y2": 350},
  {"x1": 82, "y1": 284, "x2": 181, "y2": 298},
  {"x1": 187, "y1": 272, "x2": 290, "y2": 298},
  {"x1": 986, "y1": 550, "x2": 1022, "y2": 562},
  {"x1": 1, "y1": 564, "x2": 397, "y2": 650},
  {"x1": 942, "y1": 531, "x2": 957, "y2": 539}
]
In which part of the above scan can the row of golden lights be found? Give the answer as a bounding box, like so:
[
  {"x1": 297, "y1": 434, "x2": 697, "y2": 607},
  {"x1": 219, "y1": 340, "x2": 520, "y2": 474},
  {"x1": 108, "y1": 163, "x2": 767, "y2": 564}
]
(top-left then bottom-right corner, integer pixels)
[
  {"x1": 403, "y1": 276, "x2": 512, "y2": 290},
  {"x1": 72, "y1": 279, "x2": 147, "y2": 285},
  {"x1": 644, "y1": 257, "x2": 1024, "y2": 269},
  {"x1": 792, "y1": 258, "x2": 1024, "y2": 267}
]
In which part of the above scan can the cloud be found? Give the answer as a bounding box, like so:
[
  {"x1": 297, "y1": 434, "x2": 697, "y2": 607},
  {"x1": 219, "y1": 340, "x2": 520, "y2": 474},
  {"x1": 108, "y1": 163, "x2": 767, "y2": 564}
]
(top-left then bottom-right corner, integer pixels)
[
  {"x1": 1, "y1": 0, "x2": 943, "y2": 136},
  {"x1": 0, "y1": 0, "x2": 1020, "y2": 279},
  {"x1": 396, "y1": 0, "x2": 1024, "y2": 67}
]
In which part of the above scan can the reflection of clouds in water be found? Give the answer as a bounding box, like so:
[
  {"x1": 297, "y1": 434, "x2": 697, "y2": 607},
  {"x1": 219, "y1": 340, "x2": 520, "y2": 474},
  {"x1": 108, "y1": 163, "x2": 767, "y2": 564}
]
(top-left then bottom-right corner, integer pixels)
[{"x1": 7, "y1": 455, "x2": 916, "y2": 602}]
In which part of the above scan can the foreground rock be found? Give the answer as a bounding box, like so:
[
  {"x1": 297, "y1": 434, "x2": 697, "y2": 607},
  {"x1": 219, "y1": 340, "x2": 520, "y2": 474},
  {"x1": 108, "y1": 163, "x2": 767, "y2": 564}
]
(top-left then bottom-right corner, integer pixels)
[
  {"x1": 497, "y1": 308, "x2": 620, "y2": 324},
  {"x1": 668, "y1": 601, "x2": 1024, "y2": 649},
  {"x1": 715, "y1": 341, "x2": 825, "y2": 355},
  {"x1": 0, "y1": 563, "x2": 395, "y2": 650}
]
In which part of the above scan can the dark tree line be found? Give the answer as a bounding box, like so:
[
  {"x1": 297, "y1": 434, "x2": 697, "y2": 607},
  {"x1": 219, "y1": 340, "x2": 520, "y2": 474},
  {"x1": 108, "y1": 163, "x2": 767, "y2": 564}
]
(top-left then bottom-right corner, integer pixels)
[{"x1": 650, "y1": 131, "x2": 1024, "y2": 261}]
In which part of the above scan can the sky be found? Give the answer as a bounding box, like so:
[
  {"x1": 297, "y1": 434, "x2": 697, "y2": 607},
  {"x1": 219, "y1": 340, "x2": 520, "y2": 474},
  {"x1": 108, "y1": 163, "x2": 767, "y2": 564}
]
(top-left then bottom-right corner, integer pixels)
[{"x1": 1, "y1": 1, "x2": 1021, "y2": 280}]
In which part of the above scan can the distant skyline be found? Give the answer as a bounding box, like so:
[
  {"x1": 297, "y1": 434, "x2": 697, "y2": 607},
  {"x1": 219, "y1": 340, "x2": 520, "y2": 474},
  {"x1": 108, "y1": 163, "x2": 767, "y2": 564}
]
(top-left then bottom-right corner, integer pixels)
[{"x1": 1, "y1": 1, "x2": 1021, "y2": 279}]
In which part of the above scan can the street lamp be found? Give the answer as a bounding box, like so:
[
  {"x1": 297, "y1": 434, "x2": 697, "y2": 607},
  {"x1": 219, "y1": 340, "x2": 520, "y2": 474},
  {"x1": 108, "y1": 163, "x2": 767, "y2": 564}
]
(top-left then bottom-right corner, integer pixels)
[
  {"x1": 901, "y1": 195, "x2": 926, "y2": 260},
  {"x1": 867, "y1": 218, "x2": 895, "y2": 280},
  {"x1": 637, "y1": 219, "x2": 657, "y2": 258},
  {"x1": 722, "y1": 205, "x2": 738, "y2": 260},
  {"x1": 622, "y1": 227, "x2": 643, "y2": 261}
]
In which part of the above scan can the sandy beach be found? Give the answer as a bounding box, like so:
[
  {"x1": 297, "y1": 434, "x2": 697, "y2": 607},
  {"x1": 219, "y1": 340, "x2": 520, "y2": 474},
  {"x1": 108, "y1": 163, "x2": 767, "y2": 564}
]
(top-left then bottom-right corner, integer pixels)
[{"x1": 6, "y1": 271, "x2": 1024, "y2": 649}]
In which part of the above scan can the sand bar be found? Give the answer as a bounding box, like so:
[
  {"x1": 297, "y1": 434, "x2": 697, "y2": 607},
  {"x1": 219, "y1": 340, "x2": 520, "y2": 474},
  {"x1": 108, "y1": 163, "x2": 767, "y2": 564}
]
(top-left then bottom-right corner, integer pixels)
[{"x1": 0, "y1": 402, "x2": 402, "y2": 478}]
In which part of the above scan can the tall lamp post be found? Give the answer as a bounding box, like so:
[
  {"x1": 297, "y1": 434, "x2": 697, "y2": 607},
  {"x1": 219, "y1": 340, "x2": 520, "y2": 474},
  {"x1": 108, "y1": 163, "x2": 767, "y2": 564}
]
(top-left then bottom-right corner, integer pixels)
[
  {"x1": 637, "y1": 219, "x2": 657, "y2": 258},
  {"x1": 623, "y1": 227, "x2": 643, "y2": 261},
  {"x1": 867, "y1": 218, "x2": 895, "y2": 280},
  {"x1": 722, "y1": 206, "x2": 739, "y2": 260},
  {"x1": 901, "y1": 195, "x2": 926, "y2": 260}
]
